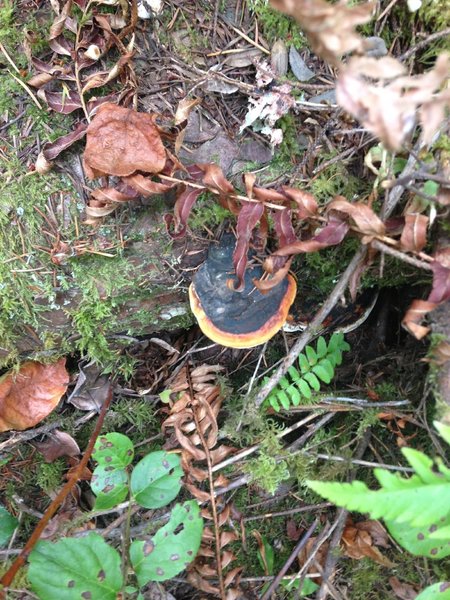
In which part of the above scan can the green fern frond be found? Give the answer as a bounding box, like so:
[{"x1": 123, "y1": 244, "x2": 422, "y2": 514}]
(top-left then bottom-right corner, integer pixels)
[
  {"x1": 264, "y1": 333, "x2": 350, "y2": 412},
  {"x1": 307, "y1": 446, "x2": 450, "y2": 527}
]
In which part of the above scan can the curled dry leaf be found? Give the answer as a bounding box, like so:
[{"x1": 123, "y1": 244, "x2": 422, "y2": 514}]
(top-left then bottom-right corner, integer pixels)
[
  {"x1": 83, "y1": 103, "x2": 166, "y2": 178},
  {"x1": 341, "y1": 519, "x2": 394, "y2": 567},
  {"x1": 232, "y1": 202, "x2": 265, "y2": 291},
  {"x1": 34, "y1": 430, "x2": 80, "y2": 463},
  {"x1": 41, "y1": 122, "x2": 88, "y2": 162},
  {"x1": 327, "y1": 196, "x2": 385, "y2": 240},
  {"x1": 402, "y1": 299, "x2": 437, "y2": 339},
  {"x1": 400, "y1": 213, "x2": 428, "y2": 252},
  {"x1": 0, "y1": 359, "x2": 69, "y2": 432}
]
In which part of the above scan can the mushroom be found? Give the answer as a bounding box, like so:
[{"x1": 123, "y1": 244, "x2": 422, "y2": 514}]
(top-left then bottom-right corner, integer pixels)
[{"x1": 189, "y1": 234, "x2": 297, "y2": 348}]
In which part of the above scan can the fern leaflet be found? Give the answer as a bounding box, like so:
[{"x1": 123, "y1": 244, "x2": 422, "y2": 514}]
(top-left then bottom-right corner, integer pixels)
[{"x1": 265, "y1": 332, "x2": 350, "y2": 411}]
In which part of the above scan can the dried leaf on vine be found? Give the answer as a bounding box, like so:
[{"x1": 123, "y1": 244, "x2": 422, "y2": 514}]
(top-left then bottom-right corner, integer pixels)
[
  {"x1": 327, "y1": 196, "x2": 385, "y2": 240},
  {"x1": 232, "y1": 202, "x2": 266, "y2": 291},
  {"x1": 83, "y1": 103, "x2": 166, "y2": 178},
  {"x1": 400, "y1": 214, "x2": 428, "y2": 252}
]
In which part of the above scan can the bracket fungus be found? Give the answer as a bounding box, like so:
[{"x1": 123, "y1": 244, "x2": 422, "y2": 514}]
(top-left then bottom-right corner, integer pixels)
[{"x1": 189, "y1": 234, "x2": 297, "y2": 348}]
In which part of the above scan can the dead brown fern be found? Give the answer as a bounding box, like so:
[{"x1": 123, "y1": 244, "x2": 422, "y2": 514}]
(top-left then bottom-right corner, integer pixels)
[{"x1": 162, "y1": 364, "x2": 242, "y2": 600}]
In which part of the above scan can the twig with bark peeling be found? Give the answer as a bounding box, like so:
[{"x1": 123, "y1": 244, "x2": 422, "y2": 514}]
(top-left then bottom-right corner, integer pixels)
[{"x1": 0, "y1": 385, "x2": 113, "y2": 594}]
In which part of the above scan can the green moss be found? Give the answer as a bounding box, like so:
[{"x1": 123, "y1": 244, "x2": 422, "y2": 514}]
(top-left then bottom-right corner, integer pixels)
[
  {"x1": 250, "y1": 2, "x2": 305, "y2": 47},
  {"x1": 187, "y1": 192, "x2": 232, "y2": 232},
  {"x1": 242, "y1": 424, "x2": 291, "y2": 494},
  {"x1": 309, "y1": 153, "x2": 364, "y2": 204},
  {"x1": 35, "y1": 458, "x2": 66, "y2": 495}
]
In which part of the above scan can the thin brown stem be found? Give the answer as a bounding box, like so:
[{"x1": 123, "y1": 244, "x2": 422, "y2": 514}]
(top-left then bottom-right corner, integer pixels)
[
  {"x1": 186, "y1": 366, "x2": 226, "y2": 600},
  {"x1": 0, "y1": 385, "x2": 114, "y2": 593}
]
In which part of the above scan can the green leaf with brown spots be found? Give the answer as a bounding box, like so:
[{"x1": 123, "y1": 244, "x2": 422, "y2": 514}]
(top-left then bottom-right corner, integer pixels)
[
  {"x1": 28, "y1": 533, "x2": 123, "y2": 600},
  {"x1": 92, "y1": 432, "x2": 134, "y2": 469},
  {"x1": 130, "y1": 451, "x2": 183, "y2": 509},
  {"x1": 130, "y1": 501, "x2": 203, "y2": 585},
  {"x1": 91, "y1": 465, "x2": 129, "y2": 510},
  {"x1": 387, "y1": 514, "x2": 450, "y2": 559},
  {"x1": 416, "y1": 582, "x2": 450, "y2": 600}
]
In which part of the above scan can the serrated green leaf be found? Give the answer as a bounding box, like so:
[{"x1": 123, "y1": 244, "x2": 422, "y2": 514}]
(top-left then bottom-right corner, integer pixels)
[
  {"x1": 305, "y1": 345, "x2": 317, "y2": 365},
  {"x1": 401, "y1": 448, "x2": 445, "y2": 484},
  {"x1": 316, "y1": 337, "x2": 327, "y2": 358},
  {"x1": 415, "y1": 582, "x2": 450, "y2": 600},
  {"x1": 130, "y1": 501, "x2": 203, "y2": 585},
  {"x1": 298, "y1": 378, "x2": 312, "y2": 399},
  {"x1": 312, "y1": 364, "x2": 331, "y2": 384},
  {"x1": 327, "y1": 332, "x2": 342, "y2": 352},
  {"x1": 387, "y1": 515, "x2": 450, "y2": 559},
  {"x1": 279, "y1": 376, "x2": 291, "y2": 389},
  {"x1": 28, "y1": 533, "x2": 123, "y2": 600},
  {"x1": 299, "y1": 353, "x2": 310, "y2": 374},
  {"x1": 303, "y1": 372, "x2": 321, "y2": 392},
  {"x1": 93, "y1": 433, "x2": 134, "y2": 469},
  {"x1": 319, "y1": 358, "x2": 335, "y2": 379},
  {"x1": 0, "y1": 505, "x2": 18, "y2": 548},
  {"x1": 307, "y1": 474, "x2": 450, "y2": 527},
  {"x1": 268, "y1": 395, "x2": 280, "y2": 412},
  {"x1": 288, "y1": 366, "x2": 301, "y2": 382},
  {"x1": 131, "y1": 451, "x2": 182, "y2": 509},
  {"x1": 331, "y1": 349, "x2": 343, "y2": 367}
]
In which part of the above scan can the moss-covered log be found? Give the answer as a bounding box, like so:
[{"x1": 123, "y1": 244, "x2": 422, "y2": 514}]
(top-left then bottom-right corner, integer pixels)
[{"x1": 0, "y1": 170, "x2": 191, "y2": 368}]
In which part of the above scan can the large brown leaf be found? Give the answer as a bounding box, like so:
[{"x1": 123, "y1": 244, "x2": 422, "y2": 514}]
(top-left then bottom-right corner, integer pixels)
[
  {"x1": 83, "y1": 103, "x2": 166, "y2": 178},
  {"x1": 0, "y1": 359, "x2": 69, "y2": 432},
  {"x1": 327, "y1": 196, "x2": 385, "y2": 239}
]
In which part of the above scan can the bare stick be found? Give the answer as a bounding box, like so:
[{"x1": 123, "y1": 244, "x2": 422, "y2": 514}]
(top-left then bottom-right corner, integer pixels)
[
  {"x1": 260, "y1": 519, "x2": 319, "y2": 600},
  {"x1": 399, "y1": 28, "x2": 450, "y2": 61},
  {"x1": 371, "y1": 240, "x2": 433, "y2": 271},
  {"x1": 254, "y1": 246, "x2": 367, "y2": 407}
]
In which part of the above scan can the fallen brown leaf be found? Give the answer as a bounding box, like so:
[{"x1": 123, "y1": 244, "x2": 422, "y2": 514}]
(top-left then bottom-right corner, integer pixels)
[
  {"x1": 0, "y1": 359, "x2": 69, "y2": 432},
  {"x1": 34, "y1": 430, "x2": 80, "y2": 463},
  {"x1": 341, "y1": 519, "x2": 394, "y2": 567},
  {"x1": 83, "y1": 102, "x2": 166, "y2": 178},
  {"x1": 389, "y1": 576, "x2": 419, "y2": 600}
]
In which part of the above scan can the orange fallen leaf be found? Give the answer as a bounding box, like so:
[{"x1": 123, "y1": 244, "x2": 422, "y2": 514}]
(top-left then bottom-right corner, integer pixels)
[
  {"x1": 0, "y1": 359, "x2": 69, "y2": 432},
  {"x1": 83, "y1": 102, "x2": 166, "y2": 178}
]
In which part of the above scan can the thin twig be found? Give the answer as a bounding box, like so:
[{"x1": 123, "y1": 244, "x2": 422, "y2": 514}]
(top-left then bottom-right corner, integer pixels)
[
  {"x1": 0, "y1": 385, "x2": 114, "y2": 592},
  {"x1": 260, "y1": 519, "x2": 319, "y2": 600},
  {"x1": 399, "y1": 28, "x2": 450, "y2": 61},
  {"x1": 371, "y1": 240, "x2": 433, "y2": 271}
]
